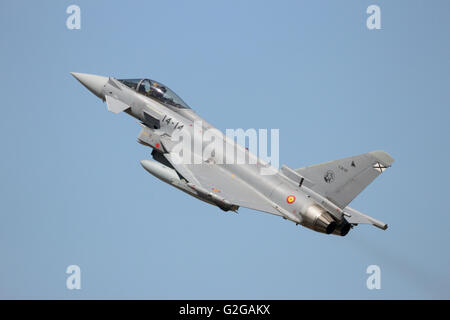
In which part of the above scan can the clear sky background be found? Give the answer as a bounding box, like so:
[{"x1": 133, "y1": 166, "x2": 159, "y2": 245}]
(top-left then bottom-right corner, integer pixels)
[{"x1": 1, "y1": 0, "x2": 449, "y2": 299}]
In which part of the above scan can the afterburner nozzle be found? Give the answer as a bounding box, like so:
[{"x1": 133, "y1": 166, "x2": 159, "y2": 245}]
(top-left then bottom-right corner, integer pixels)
[
  {"x1": 332, "y1": 219, "x2": 352, "y2": 236},
  {"x1": 71, "y1": 72, "x2": 108, "y2": 100},
  {"x1": 302, "y1": 204, "x2": 337, "y2": 234}
]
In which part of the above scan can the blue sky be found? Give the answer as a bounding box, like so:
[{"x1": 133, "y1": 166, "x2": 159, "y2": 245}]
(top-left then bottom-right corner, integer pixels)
[{"x1": 1, "y1": 0, "x2": 450, "y2": 299}]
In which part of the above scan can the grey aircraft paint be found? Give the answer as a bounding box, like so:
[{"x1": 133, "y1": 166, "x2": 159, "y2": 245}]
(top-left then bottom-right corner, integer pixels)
[{"x1": 71, "y1": 72, "x2": 394, "y2": 236}]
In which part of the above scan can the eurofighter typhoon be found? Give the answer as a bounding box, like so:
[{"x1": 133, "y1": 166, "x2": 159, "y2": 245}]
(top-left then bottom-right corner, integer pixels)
[{"x1": 71, "y1": 73, "x2": 394, "y2": 236}]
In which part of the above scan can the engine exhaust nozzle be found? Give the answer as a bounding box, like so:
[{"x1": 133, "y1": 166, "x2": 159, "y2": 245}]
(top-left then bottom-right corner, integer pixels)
[
  {"x1": 302, "y1": 204, "x2": 337, "y2": 234},
  {"x1": 332, "y1": 219, "x2": 352, "y2": 236}
]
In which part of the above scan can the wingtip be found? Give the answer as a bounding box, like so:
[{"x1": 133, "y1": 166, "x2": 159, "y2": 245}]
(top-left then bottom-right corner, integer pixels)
[
  {"x1": 379, "y1": 223, "x2": 388, "y2": 230},
  {"x1": 373, "y1": 221, "x2": 388, "y2": 230}
]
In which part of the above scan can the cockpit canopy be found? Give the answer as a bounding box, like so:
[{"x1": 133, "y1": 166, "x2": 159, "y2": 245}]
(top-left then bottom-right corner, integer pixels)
[{"x1": 118, "y1": 78, "x2": 190, "y2": 109}]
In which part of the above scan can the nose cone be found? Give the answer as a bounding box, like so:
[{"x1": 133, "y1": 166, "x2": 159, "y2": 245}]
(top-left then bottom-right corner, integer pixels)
[{"x1": 71, "y1": 72, "x2": 108, "y2": 99}]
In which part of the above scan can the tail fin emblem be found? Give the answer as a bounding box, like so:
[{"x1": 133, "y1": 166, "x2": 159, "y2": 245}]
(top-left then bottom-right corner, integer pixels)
[{"x1": 373, "y1": 162, "x2": 387, "y2": 173}]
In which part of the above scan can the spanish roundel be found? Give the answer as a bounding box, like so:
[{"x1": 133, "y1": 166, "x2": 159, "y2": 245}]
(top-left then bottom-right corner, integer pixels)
[{"x1": 286, "y1": 195, "x2": 296, "y2": 204}]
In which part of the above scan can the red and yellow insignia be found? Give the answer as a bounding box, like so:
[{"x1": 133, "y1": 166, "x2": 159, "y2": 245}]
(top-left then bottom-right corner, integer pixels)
[
  {"x1": 212, "y1": 188, "x2": 221, "y2": 193},
  {"x1": 286, "y1": 195, "x2": 296, "y2": 204}
]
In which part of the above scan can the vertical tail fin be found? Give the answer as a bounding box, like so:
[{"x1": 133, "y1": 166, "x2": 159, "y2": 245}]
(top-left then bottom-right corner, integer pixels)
[{"x1": 293, "y1": 151, "x2": 394, "y2": 208}]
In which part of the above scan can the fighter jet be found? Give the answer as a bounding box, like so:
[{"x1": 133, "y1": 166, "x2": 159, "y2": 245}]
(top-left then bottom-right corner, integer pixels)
[{"x1": 71, "y1": 72, "x2": 394, "y2": 236}]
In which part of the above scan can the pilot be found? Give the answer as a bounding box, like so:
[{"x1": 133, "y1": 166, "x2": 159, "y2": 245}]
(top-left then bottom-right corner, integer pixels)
[{"x1": 149, "y1": 82, "x2": 165, "y2": 99}]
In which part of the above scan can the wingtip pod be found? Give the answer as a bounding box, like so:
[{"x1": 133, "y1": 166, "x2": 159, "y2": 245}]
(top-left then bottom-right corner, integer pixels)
[
  {"x1": 371, "y1": 219, "x2": 388, "y2": 230},
  {"x1": 369, "y1": 150, "x2": 394, "y2": 167}
]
